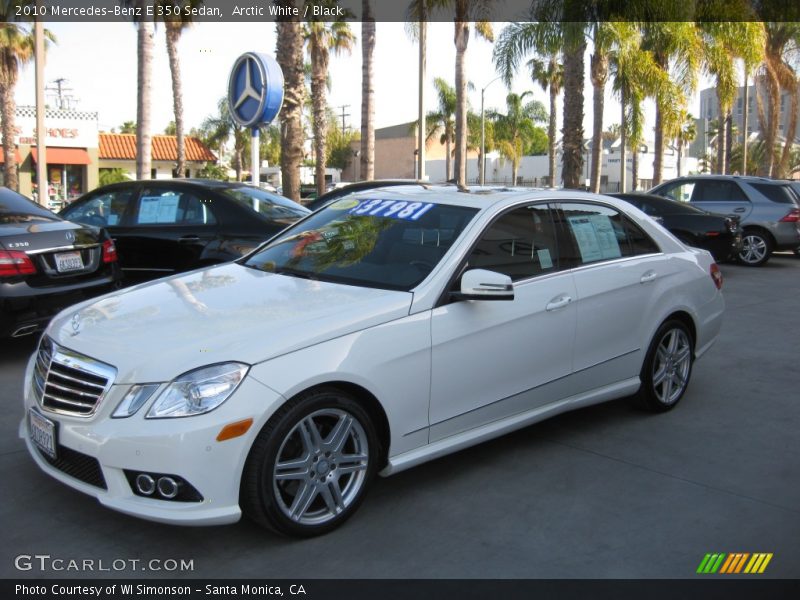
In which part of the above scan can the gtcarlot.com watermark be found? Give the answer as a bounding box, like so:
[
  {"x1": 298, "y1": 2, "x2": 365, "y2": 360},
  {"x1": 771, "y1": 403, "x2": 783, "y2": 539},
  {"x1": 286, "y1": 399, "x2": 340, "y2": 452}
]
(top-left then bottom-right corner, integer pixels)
[{"x1": 14, "y1": 554, "x2": 194, "y2": 573}]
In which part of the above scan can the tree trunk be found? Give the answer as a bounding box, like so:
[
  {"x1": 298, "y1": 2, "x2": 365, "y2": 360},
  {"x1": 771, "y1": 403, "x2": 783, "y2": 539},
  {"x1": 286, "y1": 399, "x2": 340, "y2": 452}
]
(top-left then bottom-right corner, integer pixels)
[
  {"x1": 778, "y1": 85, "x2": 798, "y2": 177},
  {"x1": 589, "y1": 52, "x2": 607, "y2": 193},
  {"x1": 445, "y1": 133, "x2": 451, "y2": 181},
  {"x1": 632, "y1": 147, "x2": 639, "y2": 191},
  {"x1": 276, "y1": 13, "x2": 305, "y2": 202},
  {"x1": 311, "y1": 36, "x2": 329, "y2": 198},
  {"x1": 0, "y1": 82, "x2": 19, "y2": 191},
  {"x1": 725, "y1": 111, "x2": 733, "y2": 174},
  {"x1": 619, "y1": 88, "x2": 626, "y2": 193},
  {"x1": 759, "y1": 65, "x2": 779, "y2": 177},
  {"x1": 716, "y1": 110, "x2": 726, "y2": 175},
  {"x1": 453, "y1": 3, "x2": 469, "y2": 187},
  {"x1": 360, "y1": 2, "x2": 375, "y2": 181},
  {"x1": 548, "y1": 80, "x2": 557, "y2": 188},
  {"x1": 166, "y1": 24, "x2": 185, "y2": 178},
  {"x1": 652, "y1": 52, "x2": 667, "y2": 186},
  {"x1": 136, "y1": 20, "x2": 154, "y2": 180},
  {"x1": 561, "y1": 36, "x2": 586, "y2": 189},
  {"x1": 742, "y1": 75, "x2": 749, "y2": 175}
]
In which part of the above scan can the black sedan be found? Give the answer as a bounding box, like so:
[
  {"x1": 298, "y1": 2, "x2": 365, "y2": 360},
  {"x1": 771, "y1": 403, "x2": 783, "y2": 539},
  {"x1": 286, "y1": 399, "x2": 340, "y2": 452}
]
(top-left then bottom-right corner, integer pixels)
[
  {"x1": 610, "y1": 193, "x2": 743, "y2": 262},
  {"x1": 60, "y1": 179, "x2": 310, "y2": 283},
  {"x1": 1, "y1": 187, "x2": 121, "y2": 338}
]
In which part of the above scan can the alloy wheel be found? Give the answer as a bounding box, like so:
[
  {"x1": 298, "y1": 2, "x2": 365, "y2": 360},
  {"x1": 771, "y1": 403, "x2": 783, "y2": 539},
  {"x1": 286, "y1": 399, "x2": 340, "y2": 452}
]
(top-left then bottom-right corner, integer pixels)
[
  {"x1": 272, "y1": 408, "x2": 369, "y2": 526},
  {"x1": 651, "y1": 328, "x2": 692, "y2": 406},
  {"x1": 739, "y1": 234, "x2": 768, "y2": 265}
]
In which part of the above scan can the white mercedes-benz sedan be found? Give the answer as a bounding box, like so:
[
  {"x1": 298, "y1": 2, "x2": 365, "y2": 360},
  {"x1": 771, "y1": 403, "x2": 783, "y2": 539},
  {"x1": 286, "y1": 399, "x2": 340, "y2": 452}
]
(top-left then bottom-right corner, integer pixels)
[{"x1": 20, "y1": 187, "x2": 725, "y2": 536}]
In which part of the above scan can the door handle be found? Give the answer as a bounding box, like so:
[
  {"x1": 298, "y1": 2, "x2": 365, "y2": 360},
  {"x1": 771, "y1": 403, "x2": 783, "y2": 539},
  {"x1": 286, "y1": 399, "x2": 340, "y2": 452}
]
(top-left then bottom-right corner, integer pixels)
[
  {"x1": 546, "y1": 295, "x2": 572, "y2": 311},
  {"x1": 640, "y1": 270, "x2": 657, "y2": 284},
  {"x1": 178, "y1": 236, "x2": 201, "y2": 243},
  {"x1": 733, "y1": 207, "x2": 746, "y2": 213}
]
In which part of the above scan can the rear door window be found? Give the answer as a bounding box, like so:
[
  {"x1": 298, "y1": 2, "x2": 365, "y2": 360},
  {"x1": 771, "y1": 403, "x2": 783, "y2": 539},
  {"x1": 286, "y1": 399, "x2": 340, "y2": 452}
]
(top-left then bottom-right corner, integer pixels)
[
  {"x1": 557, "y1": 202, "x2": 660, "y2": 267},
  {"x1": 133, "y1": 188, "x2": 216, "y2": 226},
  {"x1": 692, "y1": 180, "x2": 749, "y2": 203}
]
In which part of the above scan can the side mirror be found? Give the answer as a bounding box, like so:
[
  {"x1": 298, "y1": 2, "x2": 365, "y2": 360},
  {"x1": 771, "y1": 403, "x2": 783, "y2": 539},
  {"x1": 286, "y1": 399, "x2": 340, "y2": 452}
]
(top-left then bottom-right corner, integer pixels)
[{"x1": 452, "y1": 269, "x2": 514, "y2": 301}]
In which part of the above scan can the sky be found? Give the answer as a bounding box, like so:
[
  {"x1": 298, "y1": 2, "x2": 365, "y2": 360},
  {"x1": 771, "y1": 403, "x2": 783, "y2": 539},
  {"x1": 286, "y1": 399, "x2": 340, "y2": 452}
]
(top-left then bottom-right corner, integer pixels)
[{"x1": 13, "y1": 21, "x2": 713, "y2": 141}]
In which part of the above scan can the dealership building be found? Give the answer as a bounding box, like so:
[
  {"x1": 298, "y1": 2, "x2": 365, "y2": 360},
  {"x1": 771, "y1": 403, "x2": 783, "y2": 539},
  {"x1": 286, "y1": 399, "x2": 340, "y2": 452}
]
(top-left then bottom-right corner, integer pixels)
[{"x1": 1, "y1": 106, "x2": 216, "y2": 204}]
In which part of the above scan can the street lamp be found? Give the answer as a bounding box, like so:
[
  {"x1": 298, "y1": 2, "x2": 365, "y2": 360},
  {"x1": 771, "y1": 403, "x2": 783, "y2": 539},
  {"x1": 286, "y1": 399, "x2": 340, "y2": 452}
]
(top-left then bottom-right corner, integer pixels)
[{"x1": 480, "y1": 76, "x2": 502, "y2": 186}]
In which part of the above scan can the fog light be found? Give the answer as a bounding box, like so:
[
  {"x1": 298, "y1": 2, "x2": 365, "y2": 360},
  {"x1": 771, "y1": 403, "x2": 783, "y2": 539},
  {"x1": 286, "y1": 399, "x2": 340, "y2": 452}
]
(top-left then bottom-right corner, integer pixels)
[
  {"x1": 135, "y1": 474, "x2": 156, "y2": 495},
  {"x1": 157, "y1": 477, "x2": 179, "y2": 499}
]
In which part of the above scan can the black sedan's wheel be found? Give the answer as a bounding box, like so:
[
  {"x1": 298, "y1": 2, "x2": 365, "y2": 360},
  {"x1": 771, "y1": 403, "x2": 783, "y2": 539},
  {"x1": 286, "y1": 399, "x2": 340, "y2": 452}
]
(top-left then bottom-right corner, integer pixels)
[
  {"x1": 738, "y1": 230, "x2": 772, "y2": 266},
  {"x1": 242, "y1": 389, "x2": 378, "y2": 537},
  {"x1": 635, "y1": 320, "x2": 694, "y2": 412}
]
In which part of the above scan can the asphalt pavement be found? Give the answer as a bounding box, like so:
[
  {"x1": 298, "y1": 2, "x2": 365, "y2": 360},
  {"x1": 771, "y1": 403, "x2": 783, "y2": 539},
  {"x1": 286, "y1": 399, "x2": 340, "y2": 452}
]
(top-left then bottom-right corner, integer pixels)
[{"x1": 1, "y1": 254, "x2": 798, "y2": 579}]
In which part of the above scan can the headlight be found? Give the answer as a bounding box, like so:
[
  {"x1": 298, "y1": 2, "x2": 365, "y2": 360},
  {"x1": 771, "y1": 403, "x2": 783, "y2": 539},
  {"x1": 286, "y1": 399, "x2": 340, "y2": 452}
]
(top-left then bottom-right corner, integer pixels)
[
  {"x1": 146, "y1": 362, "x2": 249, "y2": 419},
  {"x1": 112, "y1": 384, "x2": 160, "y2": 418}
]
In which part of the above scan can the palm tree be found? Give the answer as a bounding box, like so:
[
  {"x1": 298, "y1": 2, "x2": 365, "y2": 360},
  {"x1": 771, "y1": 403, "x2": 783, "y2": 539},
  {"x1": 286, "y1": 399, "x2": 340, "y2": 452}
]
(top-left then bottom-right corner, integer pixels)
[
  {"x1": 360, "y1": 0, "x2": 375, "y2": 181},
  {"x1": 756, "y1": 22, "x2": 800, "y2": 177},
  {"x1": 526, "y1": 55, "x2": 562, "y2": 187},
  {"x1": 493, "y1": 19, "x2": 588, "y2": 189},
  {"x1": 426, "y1": 77, "x2": 457, "y2": 181},
  {"x1": 201, "y1": 97, "x2": 248, "y2": 181},
  {"x1": 0, "y1": 20, "x2": 34, "y2": 191},
  {"x1": 136, "y1": 16, "x2": 154, "y2": 180},
  {"x1": 640, "y1": 22, "x2": 701, "y2": 186},
  {"x1": 490, "y1": 92, "x2": 546, "y2": 185},
  {"x1": 275, "y1": 3, "x2": 306, "y2": 202},
  {"x1": 699, "y1": 22, "x2": 765, "y2": 175},
  {"x1": 587, "y1": 23, "x2": 618, "y2": 193},
  {"x1": 158, "y1": 0, "x2": 203, "y2": 179},
  {"x1": 305, "y1": 4, "x2": 355, "y2": 197},
  {"x1": 451, "y1": 1, "x2": 493, "y2": 187}
]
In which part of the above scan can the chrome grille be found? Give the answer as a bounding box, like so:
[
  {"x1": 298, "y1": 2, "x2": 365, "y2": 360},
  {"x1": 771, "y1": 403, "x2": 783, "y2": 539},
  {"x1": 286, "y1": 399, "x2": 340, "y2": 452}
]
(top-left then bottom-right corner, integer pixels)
[{"x1": 33, "y1": 337, "x2": 116, "y2": 417}]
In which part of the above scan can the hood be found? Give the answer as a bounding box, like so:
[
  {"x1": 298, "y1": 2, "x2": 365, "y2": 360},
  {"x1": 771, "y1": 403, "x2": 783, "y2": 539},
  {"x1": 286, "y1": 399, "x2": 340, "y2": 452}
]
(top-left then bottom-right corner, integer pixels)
[{"x1": 47, "y1": 263, "x2": 412, "y2": 383}]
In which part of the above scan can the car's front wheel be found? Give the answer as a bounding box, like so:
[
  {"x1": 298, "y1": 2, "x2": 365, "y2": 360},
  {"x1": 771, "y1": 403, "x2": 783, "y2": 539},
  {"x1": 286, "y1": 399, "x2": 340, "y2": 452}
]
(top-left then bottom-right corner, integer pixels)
[
  {"x1": 738, "y1": 230, "x2": 772, "y2": 266},
  {"x1": 241, "y1": 388, "x2": 378, "y2": 537},
  {"x1": 635, "y1": 320, "x2": 694, "y2": 412}
]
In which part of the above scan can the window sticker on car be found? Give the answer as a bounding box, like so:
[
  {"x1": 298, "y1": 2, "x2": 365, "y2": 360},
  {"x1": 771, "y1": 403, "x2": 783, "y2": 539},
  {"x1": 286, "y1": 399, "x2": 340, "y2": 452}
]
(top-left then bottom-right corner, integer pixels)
[
  {"x1": 138, "y1": 194, "x2": 180, "y2": 224},
  {"x1": 329, "y1": 198, "x2": 360, "y2": 211},
  {"x1": 348, "y1": 199, "x2": 435, "y2": 221},
  {"x1": 567, "y1": 215, "x2": 622, "y2": 262},
  {"x1": 106, "y1": 214, "x2": 119, "y2": 226},
  {"x1": 537, "y1": 248, "x2": 554, "y2": 269}
]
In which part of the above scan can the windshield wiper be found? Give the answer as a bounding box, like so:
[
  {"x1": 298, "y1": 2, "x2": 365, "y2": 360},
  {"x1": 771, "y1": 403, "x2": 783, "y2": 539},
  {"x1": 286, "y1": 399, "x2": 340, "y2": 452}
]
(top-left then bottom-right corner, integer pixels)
[{"x1": 271, "y1": 267, "x2": 318, "y2": 280}]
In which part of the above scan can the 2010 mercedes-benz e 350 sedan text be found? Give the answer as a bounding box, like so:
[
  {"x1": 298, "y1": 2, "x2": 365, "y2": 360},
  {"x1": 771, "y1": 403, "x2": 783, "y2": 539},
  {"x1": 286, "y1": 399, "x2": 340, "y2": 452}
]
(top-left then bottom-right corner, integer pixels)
[{"x1": 21, "y1": 187, "x2": 725, "y2": 537}]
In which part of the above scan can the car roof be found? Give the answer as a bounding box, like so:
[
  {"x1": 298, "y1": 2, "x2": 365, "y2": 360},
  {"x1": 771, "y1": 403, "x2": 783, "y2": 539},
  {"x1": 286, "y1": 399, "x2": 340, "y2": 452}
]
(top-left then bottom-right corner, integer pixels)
[
  {"x1": 337, "y1": 184, "x2": 636, "y2": 212},
  {"x1": 660, "y1": 174, "x2": 784, "y2": 185}
]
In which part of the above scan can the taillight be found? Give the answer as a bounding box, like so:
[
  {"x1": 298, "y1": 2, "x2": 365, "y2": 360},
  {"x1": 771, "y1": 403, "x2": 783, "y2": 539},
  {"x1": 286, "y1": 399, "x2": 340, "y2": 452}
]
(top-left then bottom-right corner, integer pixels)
[
  {"x1": 710, "y1": 263, "x2": 723, "y2": 290},
  {"x1": 0, "y1": 250, "x2": 37, "y2": 277},
  {"x1": 102, "y1": 239, "x2": 118, "y2": 263},
  {"x1": 779, "y1": 208, "x2": 800, "y2": 223}
]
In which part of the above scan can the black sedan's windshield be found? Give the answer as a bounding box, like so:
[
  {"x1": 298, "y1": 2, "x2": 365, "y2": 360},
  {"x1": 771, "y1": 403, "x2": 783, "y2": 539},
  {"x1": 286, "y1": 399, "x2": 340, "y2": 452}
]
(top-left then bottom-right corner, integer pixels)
[{"x1": 243, "y1": 197, "x2": 478, "y2": 290}]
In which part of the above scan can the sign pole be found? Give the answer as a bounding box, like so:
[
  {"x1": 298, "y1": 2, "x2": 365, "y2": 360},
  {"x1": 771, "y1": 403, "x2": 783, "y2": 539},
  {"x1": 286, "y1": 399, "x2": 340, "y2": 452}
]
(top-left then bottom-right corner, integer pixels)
[
  {"x1": 251, "y1": 127, "x2": 259, "y2": 187},
  {"x1": 34, "y1": 18, "x2": 47, "y2": 205}
]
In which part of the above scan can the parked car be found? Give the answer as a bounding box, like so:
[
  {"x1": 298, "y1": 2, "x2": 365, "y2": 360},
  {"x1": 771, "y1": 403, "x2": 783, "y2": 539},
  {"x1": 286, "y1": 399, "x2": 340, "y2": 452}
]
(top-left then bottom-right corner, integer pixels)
[
  {"x1": 23, "y1": 187, "x2": 724, "y2": 536},
  {"x1": 785, "y1": 181, "x2": 800, "y2": 257},
  {"x1": 1, "y1": 187, "x2": 120, "y2": 338},
  {"x1": 611, "y1": 192, "x2": 743, "y2": 262},
  {"x1": 60, "y1": 180, "x2": 310, "y2": 282},
  {"x1": 304, "y1": 179, "x2": 425, "y2": 211},
  {"x1": 649, "y1": 175, "x2": 800, "y2": 266}
]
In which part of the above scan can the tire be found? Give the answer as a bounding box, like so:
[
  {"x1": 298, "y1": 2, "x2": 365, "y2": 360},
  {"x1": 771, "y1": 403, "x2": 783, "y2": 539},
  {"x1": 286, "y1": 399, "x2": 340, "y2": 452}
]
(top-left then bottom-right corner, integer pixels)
[
  {"x1": 634, "y1": 320, "x2": 694, "y2": 412},
  {"x1": 737, "y1": 229, "x2": 773, "y2": 266},
  {"x1": 241, "y1": 388, "x2": 379, "y2": 537}
]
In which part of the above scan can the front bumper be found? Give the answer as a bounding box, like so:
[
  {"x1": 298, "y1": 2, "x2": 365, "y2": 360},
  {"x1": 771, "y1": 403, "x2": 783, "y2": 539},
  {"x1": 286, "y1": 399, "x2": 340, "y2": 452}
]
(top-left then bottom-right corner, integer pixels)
[{"x1": 20, "y1": 353, "x2": 286, "y2": 526}]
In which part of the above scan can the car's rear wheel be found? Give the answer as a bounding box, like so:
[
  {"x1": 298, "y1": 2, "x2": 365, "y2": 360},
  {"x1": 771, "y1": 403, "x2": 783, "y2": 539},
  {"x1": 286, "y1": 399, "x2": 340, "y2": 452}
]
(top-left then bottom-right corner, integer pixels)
[
  {"x1": 738, "y1": 229, "x2": 772, "y2": 266},
  {"x1": 241, "y1": 388, "x2": 378, "y2": 537},
  {"x1": 635, "y1": 320, "x2": 694, "y2": 412}
]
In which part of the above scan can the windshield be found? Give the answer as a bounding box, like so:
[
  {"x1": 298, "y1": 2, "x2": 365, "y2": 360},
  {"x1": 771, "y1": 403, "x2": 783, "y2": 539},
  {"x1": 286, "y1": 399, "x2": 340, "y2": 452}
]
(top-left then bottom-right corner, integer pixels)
[
  {"x1": 222, "y1": 186, "x2": 310, "y2": 221},
  {"x1": 243, "y1": 197, "x2": 478, "y2": 291}
]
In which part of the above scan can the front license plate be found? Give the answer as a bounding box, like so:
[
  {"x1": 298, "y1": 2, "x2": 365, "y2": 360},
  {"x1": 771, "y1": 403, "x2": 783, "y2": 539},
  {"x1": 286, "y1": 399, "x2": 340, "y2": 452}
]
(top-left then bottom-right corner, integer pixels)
[
  {"x1": 29, "y1": 409, "x2": 57, "y2": 460},
  {"x1": 55, "y1": 251, "x2": 84, "y2": 272}
]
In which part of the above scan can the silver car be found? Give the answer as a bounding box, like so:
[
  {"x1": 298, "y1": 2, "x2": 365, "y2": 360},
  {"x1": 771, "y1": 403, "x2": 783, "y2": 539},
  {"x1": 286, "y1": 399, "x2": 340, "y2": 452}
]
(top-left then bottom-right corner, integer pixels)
[{"x1": 649, "y1": 175, "x2": 800, "y2": 266}]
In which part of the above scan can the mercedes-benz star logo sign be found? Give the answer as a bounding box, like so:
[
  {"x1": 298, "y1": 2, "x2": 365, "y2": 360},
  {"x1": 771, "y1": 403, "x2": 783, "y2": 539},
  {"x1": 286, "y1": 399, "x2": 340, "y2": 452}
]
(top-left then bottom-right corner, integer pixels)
[
  {"x1": 65, "y1": 231, "x2": 75, "y2": 243},
  {"x1": 233, "y1": 56, "x2": 261, "y2": 112}
]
